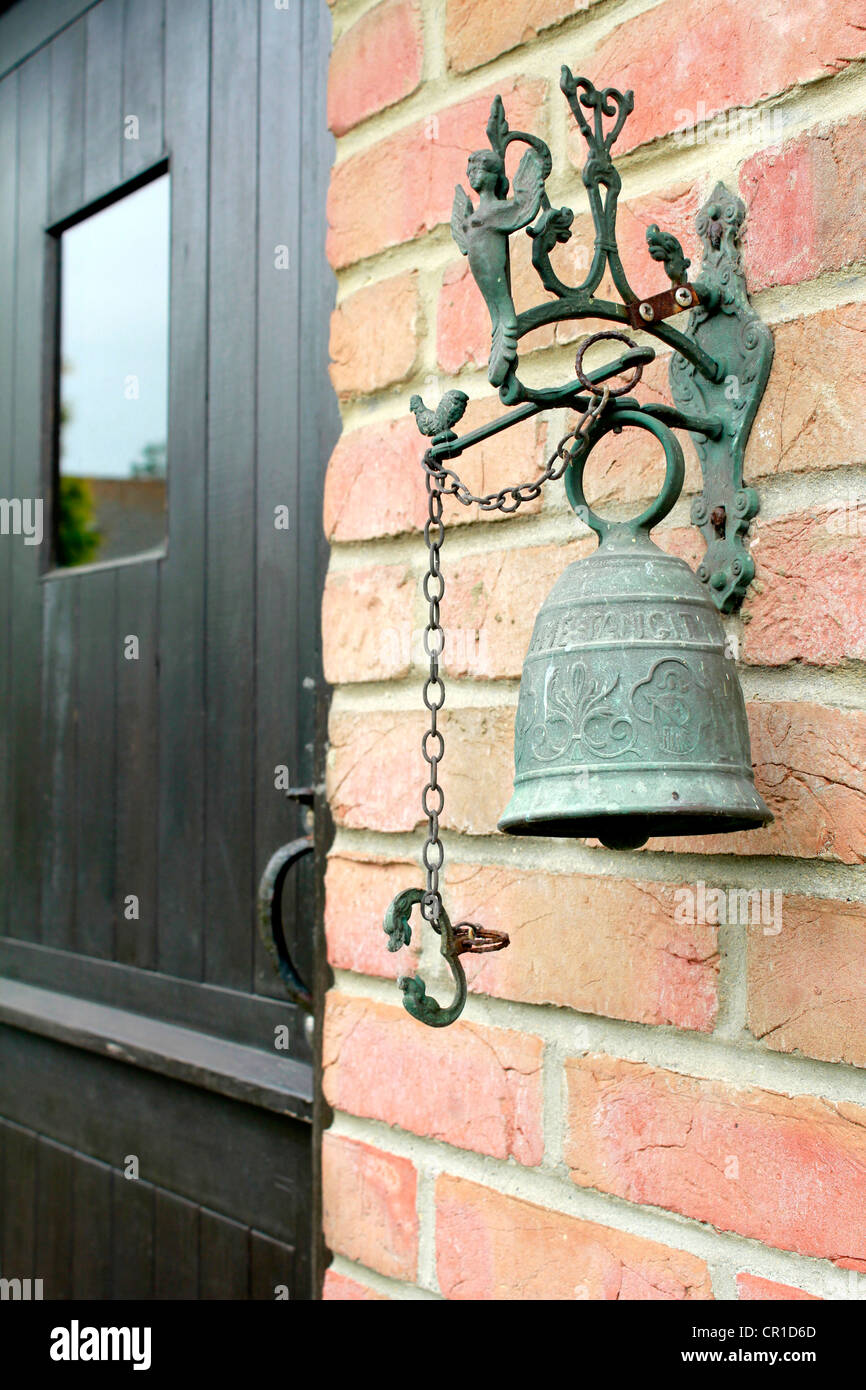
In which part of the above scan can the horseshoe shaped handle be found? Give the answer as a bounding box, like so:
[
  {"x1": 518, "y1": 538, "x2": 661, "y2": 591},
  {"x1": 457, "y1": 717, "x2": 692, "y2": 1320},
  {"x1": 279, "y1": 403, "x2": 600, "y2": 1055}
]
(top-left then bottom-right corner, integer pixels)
[{"x1": 258, "y1": 839, "x2": 314, "y2": 1012}]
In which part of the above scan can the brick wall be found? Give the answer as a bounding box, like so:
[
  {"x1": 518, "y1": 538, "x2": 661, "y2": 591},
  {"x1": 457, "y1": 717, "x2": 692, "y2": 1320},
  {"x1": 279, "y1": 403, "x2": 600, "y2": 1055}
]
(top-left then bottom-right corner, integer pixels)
[{"x1": 320, "y1": 0, "x2": 866, "y2": 1301}]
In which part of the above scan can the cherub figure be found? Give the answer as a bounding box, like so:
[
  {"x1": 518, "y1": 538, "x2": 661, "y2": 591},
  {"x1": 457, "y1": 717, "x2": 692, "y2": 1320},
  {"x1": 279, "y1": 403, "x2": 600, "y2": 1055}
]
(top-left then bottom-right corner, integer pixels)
[{"x1": 451, "y1": 138, "x2": 547, "y2": 388}]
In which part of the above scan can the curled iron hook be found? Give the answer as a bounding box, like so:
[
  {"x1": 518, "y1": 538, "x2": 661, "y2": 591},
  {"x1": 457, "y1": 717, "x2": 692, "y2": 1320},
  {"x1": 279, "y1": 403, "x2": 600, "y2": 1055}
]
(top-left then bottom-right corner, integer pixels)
[{"x1": 384, "y1": 888, "x2": 509, "y2": 1028}]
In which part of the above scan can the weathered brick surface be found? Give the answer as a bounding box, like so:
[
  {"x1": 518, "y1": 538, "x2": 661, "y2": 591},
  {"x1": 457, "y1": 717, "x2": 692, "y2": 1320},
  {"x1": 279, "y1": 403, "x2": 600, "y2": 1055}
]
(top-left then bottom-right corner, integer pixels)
[
  {"x1": 322, "y1": 1269, "x2": 388, "y2": 1300},
  {"x1": 322, "y1": 562, "x2": 415, "y2": 684},
  {"x1": 742, "y1": 117, "x2": 866, "y2": 293},
  {"x1": 564, "y1": 1054, "x2": 866, "y2": 1262},
  {"x1": 324, "y1": 993, "x2": 544, "y2": 1164},
  {"x1": 445, "y1": 539, "x2": 592, "y2": 680},
  {"x1": 436, "y1": 1176, "x2": 713, "y2": 1299},
  {"x1": 328, "y1": 0, "x2": 423, "y2": 136},
  {"x1": 329, "y1": 272, "x2": 419, "y2": 398},
  {"x1": 743, "y1": 508, "x2": 866, "y2": 668},
  {"x1": 323, "y1": 401, "x2": 548, "y2": 544},
  {"x1": 747, "y1": 896, "x2": 866, "y2": 1067},
  {"x1": 444, "y1": 0, "x2": 589, "y2": 74},
  {"x1": 328, "y1": 700, "x2": 866, "y2": 862},
  {"x1": 749, "y1": 303, "x2": 866, "y2": 480},
  {"x1": 326, "y1": 705, "x2": 514, "y2": 835},
  {"x1": 325, "y1": 853, "x2": 420, "y2": 979},
  {"x1": 446, "y1": 863, "x2": 719, "y2": 1030},
  {"x1": 736, "y1": 1273, "x2": 820, "y2": 1301},
  {"x1": 587, "y1": 0, "x2": 866, "y2": 156},
  {"x1": 322, "y1": 1133, "x2": 418, "y2": 1281},
  {"x1": 327, "y1": 78, "x2": 547, "y2": 268}
]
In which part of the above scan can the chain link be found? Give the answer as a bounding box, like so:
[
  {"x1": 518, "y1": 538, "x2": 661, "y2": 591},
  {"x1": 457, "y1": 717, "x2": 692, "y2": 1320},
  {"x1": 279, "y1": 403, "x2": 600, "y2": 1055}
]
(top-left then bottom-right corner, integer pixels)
[{"x1": 419, "y1": 398, "x2": 610, "y2": 926}]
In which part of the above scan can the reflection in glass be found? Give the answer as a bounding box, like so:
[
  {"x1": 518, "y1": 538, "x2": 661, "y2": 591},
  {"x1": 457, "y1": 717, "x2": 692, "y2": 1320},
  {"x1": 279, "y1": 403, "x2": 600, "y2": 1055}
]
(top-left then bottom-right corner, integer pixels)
[{"x1": 57, "y1": 174, "x2": 169, "y2": 567}]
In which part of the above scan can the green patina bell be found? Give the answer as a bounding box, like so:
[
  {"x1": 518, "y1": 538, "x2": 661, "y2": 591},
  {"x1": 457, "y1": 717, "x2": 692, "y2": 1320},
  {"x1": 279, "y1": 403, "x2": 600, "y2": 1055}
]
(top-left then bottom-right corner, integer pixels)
[{"x1": 499, "y1": 411, "x2": 773, "y2": 850}]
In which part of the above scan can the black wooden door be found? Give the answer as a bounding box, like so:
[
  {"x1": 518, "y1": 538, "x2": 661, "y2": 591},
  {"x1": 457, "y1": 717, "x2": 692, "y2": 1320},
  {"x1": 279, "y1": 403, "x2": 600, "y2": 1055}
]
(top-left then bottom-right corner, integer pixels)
[{"x1": 0, "y1": 0, "x2": 338, "y2": 1300}]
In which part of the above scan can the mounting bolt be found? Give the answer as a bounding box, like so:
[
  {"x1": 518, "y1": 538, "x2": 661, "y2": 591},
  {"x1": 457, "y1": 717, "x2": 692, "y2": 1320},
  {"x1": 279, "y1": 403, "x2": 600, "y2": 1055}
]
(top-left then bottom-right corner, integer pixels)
[
  {"x1": 674, "y1": 285, "x2": 693, "y2": 307},
  {"x1": 638, "y1": 302, "x2": 655, "y2": 322},
  {"x1": 710, "y1": 505, "x2": 727, "y2": 536}
]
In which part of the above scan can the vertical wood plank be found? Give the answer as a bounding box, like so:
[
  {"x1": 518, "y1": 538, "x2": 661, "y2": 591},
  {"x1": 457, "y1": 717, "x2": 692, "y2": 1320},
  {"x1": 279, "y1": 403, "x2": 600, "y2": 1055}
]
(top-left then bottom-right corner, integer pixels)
[
  {"x1": 2, "y1": 1124, "x2": 37, "y2": 1279},
  {"x1": 205, "y1": 0, "x2": 258, "y2": 992},
  {"x1": 121, "y1": 0, "x2": 165, "y2": 179},
  {"x1": 115, "y1": 561, "x2": 159, "y2": 968},
  {"x1": 199, "y1": 1208, "x2": 249, "y2": 1298},
  {"x1": 250, "y1": 1228, "x2": 294, "y2": 1301},
  {"x1": 71, "y1": 1154, "x2": 112, "y2": 1298},
  {"x1": 74, "y1": 567, "x2": 117, "y2": 959},
  {"x1": 157, "y1": 0, "x2": 210, "y2": 980},
  {"x1": 35, "y1": 1138, "x2": 73, "y2": 1299},
  {"x1": 9, "y1": 49, "x2": 51, "y2": 942},
  {"x1": 112, "y1": 1173, "x2": 154, "y2": 1299},
  {"x1": 41, "y1": 579, "x2": 78, "y2": 950},
  {"x1": 49, "y1": 16, "x2": 86, "y2": 224},
  {"x1": 0, "y1": 73, "x2": 18, "y2": 942},
  {"x1": 153, "y1": 1188, "x2": 199, "y2": 1298},
  {"x1": 84, "y1": 0, "x2": 123, "y2": 205},
  {"x1": 253, "y1": 0, "x2": 303, "y2": 1002}
]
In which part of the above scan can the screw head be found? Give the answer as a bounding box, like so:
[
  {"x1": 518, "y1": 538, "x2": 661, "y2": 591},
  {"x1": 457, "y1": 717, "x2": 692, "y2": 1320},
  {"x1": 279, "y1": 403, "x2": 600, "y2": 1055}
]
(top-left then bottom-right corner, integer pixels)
[
  {"x1": 639, "y1": 302, "x2": 655, "y2": 322},
  {"x1": 675, "y1": 286, "x2": 692, "y2": 307}
]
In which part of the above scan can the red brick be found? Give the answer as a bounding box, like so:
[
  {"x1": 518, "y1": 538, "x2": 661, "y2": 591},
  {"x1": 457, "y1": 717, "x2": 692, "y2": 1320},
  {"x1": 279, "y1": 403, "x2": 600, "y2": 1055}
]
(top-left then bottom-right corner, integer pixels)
[
  {"x1": 328, "y1": 0, "x2": 423, "y2": 136},
  {"x1": 750, "y1": 302, "x2": 866, "y2": 480},
  {"x1": 736, "y1": 1273, "x2": 820, "y2": 1301},
  {"x1": 585, "y1": 0, "x2": 866, "y2": 156},
  {"x1": 446, "y1": 864, "x2": 718, "y2": 1030},
  {"x1": 322, "y1": 1269, "x2": 388, "y2": 1300},
  {"x1": 329, "y1": 273, "x2": 418, "y2": 398},
  {"x1": 436, "y1": 1175, "x2": 713, "y2": 1299},
  {"x1": 328, "y1": 699, "x2": 866, "y2": 863},
  {"x1": 324, "y1": 417, "x2": 426, "y2": 543},
  {"x1": 322, "y1": 1133, "x2": 418, "y2": 1280},
  {"x1": 327, "y1": 78, "x2": 547, "y2": 268},
  {"x1": 445, "y1": 0, "x2": 590, "y2": 74},
  {"x1": 436, "y1": 236, "x2": 560, "y2": 375},
  {"x1": 322, "y1": 562, "x2": 415, "y2": 684},
  {"x1": 323, "y1": 400, "x2": 548, "y2": 544},
  {"x1": 748, "y1": 896, "x2": 866, "y2": 1067},
  {"x1": 324, "y1": 993, "x2": 544, "y2": 1164},
  {"x1": 326, "y1": 705, "x2": 514, "y2": 836},
  {"x1": 445, "y1": 539, "x2": 592, "y2": 680},
  {"x1": 742, "y1": 117, "x2": 866, "y2": 292},
  {"x1": 565, "y1": 1054, "x2": 866, "y2": 1262},
  {"x1": 664, "y1": 702, "x2": 866, "y2": 865},
  {"x1": 743, "y1": 508, "x2": 866, "y2": 667},
  {"x1": 324, "y1": 853, "x2": 420, "y2": 979}
]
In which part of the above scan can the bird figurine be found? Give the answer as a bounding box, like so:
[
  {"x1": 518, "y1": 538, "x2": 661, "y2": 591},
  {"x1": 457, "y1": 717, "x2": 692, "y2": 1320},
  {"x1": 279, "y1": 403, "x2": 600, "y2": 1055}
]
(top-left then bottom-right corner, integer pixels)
[
  {"x1": 646, "y1": 224, "x2": 691, "y2": 286},
  {"x1": 409, "y1": 388, "x2": 469, "y2": 441}
]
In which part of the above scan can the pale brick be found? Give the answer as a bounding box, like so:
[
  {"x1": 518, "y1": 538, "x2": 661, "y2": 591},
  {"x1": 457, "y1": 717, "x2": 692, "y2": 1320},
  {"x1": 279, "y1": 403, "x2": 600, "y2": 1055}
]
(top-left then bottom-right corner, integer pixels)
[
  {"x1": 322, "y1": 1269, "x2": 388, "y2": 1300},
  {"x1": 747, "y1": 896, "x2": 866, "y2": 1067},
  {"x1": 327, "y1": 78, "x2": 547, "y2": 268},
  {"x1": 322, "y1": 562, "x2": 415, "y2": 684},
  {"x1": 322, "y1": 1133, "x2": 418, "y2": 1281},
  {"x1": 446, "y1": 863, "x2": 719, "y2": 1031},
  {"x1": 325, "y1": 853, "x2": 420, "y2": 979},
  {"x1": 565, "y1": 1054, "x2": 866, "y2": 1262},
  {"x1": 445, "y1": 0, "x2": 590, "y2": 74},
  {"x1": 736, "y1": 1273, "x2": 820, "y2": 1301},
  {"x1": 329, "y1": 273, "x2": 418, "y2": 398},
  {"x1": 328, "y1": 0, "x2": 423, "y2": 136},
  {"x1": 436, "y1": 1175, "x2": 713, "y2": 1299},
  {"x1": 324, "y1": 993, "x2": 544, "y2": 1164}
]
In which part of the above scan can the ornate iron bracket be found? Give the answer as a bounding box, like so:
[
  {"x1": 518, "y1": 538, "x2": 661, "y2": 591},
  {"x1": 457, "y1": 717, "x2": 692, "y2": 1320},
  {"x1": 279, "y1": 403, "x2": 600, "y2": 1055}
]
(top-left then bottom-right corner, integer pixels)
[
  {"x1": 419, "y1": 67, "x2": 771, "y2": 609},
  {"x1": 385, "y1": 70, "x2": 774, "y2": 1027}
]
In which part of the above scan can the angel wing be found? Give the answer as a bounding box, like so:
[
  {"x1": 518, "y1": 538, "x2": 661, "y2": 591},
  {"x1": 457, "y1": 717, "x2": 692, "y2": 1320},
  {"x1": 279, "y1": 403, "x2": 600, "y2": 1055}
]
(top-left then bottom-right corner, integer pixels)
[
  {"x1": 511, "y1": 148, "x2": 546, "y2": 224},
  {"x1": 451, "y1": 184, "x2": 473, "y2": 256}
]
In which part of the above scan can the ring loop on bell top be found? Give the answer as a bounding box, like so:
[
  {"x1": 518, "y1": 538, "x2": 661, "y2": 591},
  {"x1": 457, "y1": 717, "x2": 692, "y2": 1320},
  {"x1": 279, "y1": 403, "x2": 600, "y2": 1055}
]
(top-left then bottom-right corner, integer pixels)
[{"x1": 564, "y1": 409, "x2": 685, "y2": 541}]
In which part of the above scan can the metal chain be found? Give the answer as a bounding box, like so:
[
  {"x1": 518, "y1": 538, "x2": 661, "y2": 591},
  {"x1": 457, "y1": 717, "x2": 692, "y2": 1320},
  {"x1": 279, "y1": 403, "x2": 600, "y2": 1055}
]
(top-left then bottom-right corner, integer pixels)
[{"x1": 418, "y1": 392, "x2": 610, "y2": 929}]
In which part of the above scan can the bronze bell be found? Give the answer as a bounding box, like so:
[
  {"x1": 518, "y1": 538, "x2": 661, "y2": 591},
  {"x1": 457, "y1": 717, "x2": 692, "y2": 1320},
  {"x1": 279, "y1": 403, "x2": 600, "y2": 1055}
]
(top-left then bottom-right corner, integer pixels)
[{"x1": 499, "y1": 411, "x2": 773, "y2": 850}]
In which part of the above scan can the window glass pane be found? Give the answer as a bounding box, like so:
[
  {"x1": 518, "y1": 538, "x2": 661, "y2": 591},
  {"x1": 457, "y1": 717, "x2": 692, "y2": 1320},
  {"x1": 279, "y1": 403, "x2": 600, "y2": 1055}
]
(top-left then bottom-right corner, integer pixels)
[{"x1": 57, "y1": 173, "x2": 169, "y2": 567}]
